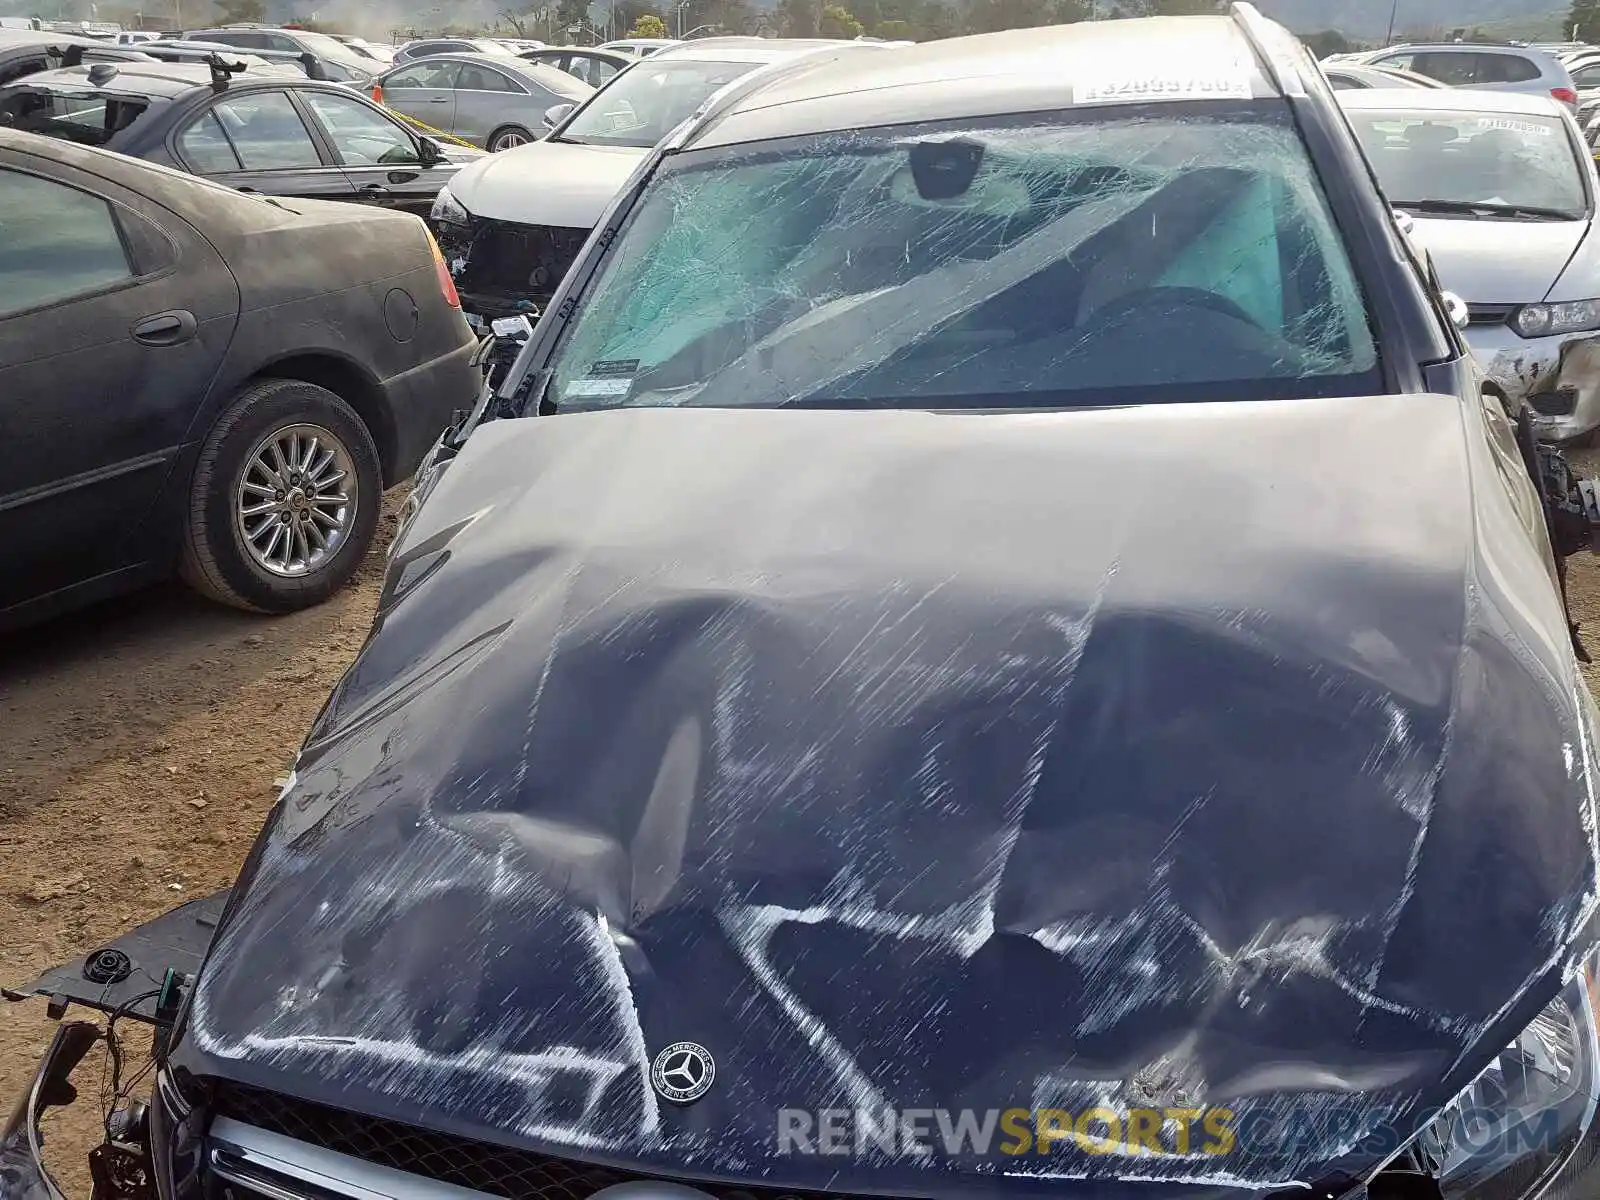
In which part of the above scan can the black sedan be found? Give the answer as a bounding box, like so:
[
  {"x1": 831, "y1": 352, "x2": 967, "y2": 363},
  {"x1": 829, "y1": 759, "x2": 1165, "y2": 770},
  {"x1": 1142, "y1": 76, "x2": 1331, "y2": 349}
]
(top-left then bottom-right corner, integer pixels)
[
  {"x1": 0, "y1": 58, "x2": 478, "y2": 214},
  {"x1": 0, "y1": 127, "x2": 480, "y2": 630}
]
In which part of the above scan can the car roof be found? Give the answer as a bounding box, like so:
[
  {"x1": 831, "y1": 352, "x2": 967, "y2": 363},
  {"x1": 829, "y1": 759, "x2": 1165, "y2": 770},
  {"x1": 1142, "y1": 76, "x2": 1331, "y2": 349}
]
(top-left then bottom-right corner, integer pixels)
[
  {"x1": 0, "y1": 29, "x2": 116, "y2": 47},
  {"x1": 9, "y1": 61, "x2": 332, "y2": 96},
  {"x1": 1372, "y1": 41, "x2": 1562, "y2": 64},
  {"x1": 649, "y1": 36, "x2": 857, "y2": 64},
  {"x1": 1336, "y1": 87, "x2": 1569, "y2": 115},
  {"x1": 683, "y1": 19, "x2": 1276, "y2": 149}
]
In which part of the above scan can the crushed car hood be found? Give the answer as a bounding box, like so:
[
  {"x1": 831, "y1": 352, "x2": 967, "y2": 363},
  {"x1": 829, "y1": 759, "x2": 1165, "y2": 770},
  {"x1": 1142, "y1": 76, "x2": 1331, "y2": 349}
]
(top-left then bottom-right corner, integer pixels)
[
  {"x1": 449, "y1": 138, "x2": 648, "y2": 226},
  {"x1": 178, "y1": 397, "x2": 1600, "y2": 1193},
  {"x1": 1409, "y1": 214, "x2": 1586, "y2": 302}
]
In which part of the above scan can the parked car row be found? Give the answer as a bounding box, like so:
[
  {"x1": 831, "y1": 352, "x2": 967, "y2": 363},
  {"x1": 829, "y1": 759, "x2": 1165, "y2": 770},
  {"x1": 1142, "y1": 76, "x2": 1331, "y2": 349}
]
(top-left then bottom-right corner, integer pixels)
[
  {"x1": 430, "y1": 36, "x2": 892, "y2": 320},
  {"x1": 13, "y1": 14, "x2": 1600, "y2": 1200},
  {"x1": 0, "y1": 123, "x2": 479, "y2": 629}
]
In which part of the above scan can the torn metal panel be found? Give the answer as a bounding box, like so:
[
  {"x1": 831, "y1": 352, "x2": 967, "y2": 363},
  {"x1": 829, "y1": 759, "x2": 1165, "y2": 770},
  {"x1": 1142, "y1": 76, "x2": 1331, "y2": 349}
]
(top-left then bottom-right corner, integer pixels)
[
  {"x1": 169, "y1": 396, "x2": 1598, "y2": 1190},
  {"x1": 1474, "y1": 326, "x2": 1600, "y2": 442}
]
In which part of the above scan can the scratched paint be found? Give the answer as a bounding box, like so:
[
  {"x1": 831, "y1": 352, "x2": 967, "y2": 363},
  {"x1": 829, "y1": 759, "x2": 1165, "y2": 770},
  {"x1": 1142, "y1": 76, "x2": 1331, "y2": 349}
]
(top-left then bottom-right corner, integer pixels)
[{"x1": 169, "y1": 398, "x2": 1598, "y2": 1190}]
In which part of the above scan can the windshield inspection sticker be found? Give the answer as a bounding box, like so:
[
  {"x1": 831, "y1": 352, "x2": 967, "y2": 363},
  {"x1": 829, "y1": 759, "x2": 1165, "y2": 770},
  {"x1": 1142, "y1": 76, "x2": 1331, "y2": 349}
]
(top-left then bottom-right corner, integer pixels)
[{"x1": 1073, "y1": 69, "x2": 1253, "y2": 105}]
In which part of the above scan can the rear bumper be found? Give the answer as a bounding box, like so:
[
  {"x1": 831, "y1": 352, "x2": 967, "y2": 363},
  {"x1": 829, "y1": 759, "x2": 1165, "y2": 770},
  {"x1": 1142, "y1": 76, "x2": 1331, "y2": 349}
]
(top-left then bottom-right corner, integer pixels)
[
  {"x1": 1465, "y1": 322, "x2": 1600, "y2": 442},
  {"x1": 379, "y1": 334, "x2": 480, "y2": 485}
]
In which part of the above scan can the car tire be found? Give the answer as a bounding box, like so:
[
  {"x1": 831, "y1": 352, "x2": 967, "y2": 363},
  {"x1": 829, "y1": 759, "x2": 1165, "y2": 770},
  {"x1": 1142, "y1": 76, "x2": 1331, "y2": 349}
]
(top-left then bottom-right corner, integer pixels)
[
  {"x1": 487, "y1": 124, "x2": 534, "y2": 151},
  {"x1": 180, "y1": 378, "x2": 382, "y2": 614}
]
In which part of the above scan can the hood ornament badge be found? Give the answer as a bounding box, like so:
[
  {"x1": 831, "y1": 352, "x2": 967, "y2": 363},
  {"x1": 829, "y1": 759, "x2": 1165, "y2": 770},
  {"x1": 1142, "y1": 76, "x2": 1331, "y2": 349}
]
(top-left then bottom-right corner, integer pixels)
[{"x1": 651, "y1": 1041, "x2": 716, "y2": 1104}]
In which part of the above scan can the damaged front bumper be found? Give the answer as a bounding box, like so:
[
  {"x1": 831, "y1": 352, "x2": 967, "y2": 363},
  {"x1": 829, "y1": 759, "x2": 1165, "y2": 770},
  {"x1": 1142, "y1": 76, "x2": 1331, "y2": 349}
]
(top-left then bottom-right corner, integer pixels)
[
  {"x1": 1467, "y1": 322, "x2": 1600, "y2": 442},
  {"x1": 1, "y1": 1022, "x2": 102, "y2": 1199}
]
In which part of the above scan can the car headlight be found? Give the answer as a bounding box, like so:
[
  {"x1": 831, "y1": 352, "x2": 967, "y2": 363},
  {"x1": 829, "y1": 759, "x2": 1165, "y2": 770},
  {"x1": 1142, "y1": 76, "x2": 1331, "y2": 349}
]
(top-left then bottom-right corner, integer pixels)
[
  {"x1": 430, "y1": 186, "x2": 469, "y2": 227},
  {"x1": 1511, "y1": 300, "x2": 1600, "y2": 339},
  {"x1": 1401, "y1": 947, "x2": 1600, "y2": 1194}
]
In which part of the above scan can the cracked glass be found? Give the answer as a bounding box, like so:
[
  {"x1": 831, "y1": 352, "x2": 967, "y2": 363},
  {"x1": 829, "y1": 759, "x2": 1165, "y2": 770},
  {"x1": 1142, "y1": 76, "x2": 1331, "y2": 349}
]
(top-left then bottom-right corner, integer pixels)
[{"x1": 546, "y1": 107, "x2": 1382, "y2": 412}]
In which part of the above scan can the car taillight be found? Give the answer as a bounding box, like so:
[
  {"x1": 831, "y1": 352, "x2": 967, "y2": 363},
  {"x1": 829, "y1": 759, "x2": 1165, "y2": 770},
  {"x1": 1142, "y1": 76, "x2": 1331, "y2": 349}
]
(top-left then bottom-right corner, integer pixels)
[
  {"x1": 425, "y1": 230, "x2": 461, "y2": 308},
  {"x1": 1554, "y1": 86, "x2": 1578, "y2": 105},
  {"x1": 371, "y1": 83, "x2": 384, "y2": 103}
]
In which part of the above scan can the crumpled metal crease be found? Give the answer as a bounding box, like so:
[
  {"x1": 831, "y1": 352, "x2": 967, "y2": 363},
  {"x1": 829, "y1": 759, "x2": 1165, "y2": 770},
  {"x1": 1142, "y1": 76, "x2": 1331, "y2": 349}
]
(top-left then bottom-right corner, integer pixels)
[{"x1": 176, "y1": 397, "x2": 1599, "y2": 1191}]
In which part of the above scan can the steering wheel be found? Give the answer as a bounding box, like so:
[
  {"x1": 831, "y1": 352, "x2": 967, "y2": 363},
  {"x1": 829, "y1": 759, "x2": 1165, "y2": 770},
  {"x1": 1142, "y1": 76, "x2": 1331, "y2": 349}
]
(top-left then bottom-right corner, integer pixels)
[{"x1": 1077, "y1": 285, "x2": 1264, "y2": 336}]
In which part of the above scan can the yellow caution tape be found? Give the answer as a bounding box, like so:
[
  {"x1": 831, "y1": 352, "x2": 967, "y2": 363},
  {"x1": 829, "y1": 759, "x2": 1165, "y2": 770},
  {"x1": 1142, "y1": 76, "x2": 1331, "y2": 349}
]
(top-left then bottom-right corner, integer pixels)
[{"x1": 386, "y1": 105, "x2": 481, "y2": 151}]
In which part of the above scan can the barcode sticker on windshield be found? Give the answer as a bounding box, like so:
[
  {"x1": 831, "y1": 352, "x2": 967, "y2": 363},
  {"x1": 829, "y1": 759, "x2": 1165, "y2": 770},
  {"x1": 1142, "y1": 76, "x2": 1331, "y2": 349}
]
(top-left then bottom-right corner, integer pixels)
[
  {"x1": 564, "y1": 377, "x2": 633, "y2": 398},
  {"x1": 1475, "y1": 117, "x2": 1554, "y2": 137},
  {"x1": 1073, "y1": 70, "x2": 1253, "y2": 105}
]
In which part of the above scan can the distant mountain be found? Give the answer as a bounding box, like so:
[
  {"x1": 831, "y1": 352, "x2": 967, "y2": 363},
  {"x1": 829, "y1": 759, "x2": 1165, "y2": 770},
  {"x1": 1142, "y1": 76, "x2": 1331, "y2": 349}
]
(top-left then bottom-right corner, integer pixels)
[{"x1": 1249, "y1": 0, "x2": 1565, "y2": 39}]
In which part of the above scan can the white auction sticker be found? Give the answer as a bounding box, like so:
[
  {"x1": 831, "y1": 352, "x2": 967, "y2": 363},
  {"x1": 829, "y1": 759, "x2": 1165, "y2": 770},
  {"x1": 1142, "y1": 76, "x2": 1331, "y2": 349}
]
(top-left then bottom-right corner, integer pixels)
[
  {"x1": 564, "y1": 377, "x2": 633, "y2": 398},
  {"x1": 1073, "y1": 70, "x2": 1253, "y2": 106},
  {"x1": 1475, "y1": 116, "x2": 1554, "y2": 138}
]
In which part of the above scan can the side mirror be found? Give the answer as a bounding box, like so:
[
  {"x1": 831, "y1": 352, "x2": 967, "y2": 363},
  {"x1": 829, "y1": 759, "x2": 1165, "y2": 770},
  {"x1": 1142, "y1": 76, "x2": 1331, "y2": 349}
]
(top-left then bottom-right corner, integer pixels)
[
  {"x1": 543, "y1": 102, "x2": 574, "y2": 130},
  {"x1": 417, "y1": 135, "x2": 444, "y2": 166},
  {"x1": 1441, "y1": 289, "x2": 1469, "y2": 330}
]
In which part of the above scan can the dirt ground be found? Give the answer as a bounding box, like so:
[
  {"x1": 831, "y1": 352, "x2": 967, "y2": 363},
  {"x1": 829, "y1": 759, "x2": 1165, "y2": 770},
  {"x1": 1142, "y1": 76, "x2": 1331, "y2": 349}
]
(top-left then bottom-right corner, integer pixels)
[
  {"x1": 0, "y1": 492, "x2": 405, "y2": 1194},
  {"x1": 8, "y1": 464, "x2": 1600, "y2": 1194}
]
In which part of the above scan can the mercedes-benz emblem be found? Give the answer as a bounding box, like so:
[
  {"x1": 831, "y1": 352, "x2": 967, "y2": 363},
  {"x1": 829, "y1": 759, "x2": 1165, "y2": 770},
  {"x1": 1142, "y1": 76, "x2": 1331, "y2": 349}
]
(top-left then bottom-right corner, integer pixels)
[{"x1": 650, "y1": 1041, "x2": 715, "y2": 1104}]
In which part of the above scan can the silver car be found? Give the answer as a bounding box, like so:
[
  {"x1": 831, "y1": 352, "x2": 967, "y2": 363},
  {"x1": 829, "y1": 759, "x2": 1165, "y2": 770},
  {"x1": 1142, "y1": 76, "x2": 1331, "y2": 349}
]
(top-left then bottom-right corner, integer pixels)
[
  {"x1": 374, "y1": 52, "x2": 593, "y2": 151},
  {"x1": 1322, "y1": 62, "x2": 1447, "y2": 90},
  {"x1": 1347, "y1": 42, "x2": 1578, "y2": 110},
  {"x1": 1342, "y1": 88, "x2": 1600, "y2": 441}
]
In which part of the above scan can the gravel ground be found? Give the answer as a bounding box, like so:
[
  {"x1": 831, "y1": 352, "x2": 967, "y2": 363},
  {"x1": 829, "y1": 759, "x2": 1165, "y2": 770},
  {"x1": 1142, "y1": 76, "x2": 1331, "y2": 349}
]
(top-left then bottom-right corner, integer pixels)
[{"x1": 6, "y1": 465, "x2": 1600, "y2": 1193}]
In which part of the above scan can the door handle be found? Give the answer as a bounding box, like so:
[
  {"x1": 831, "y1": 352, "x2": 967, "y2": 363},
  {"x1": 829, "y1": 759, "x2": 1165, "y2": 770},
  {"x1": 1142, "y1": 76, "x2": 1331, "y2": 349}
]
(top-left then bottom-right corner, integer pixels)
[
  {"x1": 131, "y1": 310, "x2": 197, "y2": 347},
  {"x1": 359, "y1": 184, "x2": 390, "y2": 197},
  {"x1": 428, "y1": 97, "x2": 449, "y2": 102}
]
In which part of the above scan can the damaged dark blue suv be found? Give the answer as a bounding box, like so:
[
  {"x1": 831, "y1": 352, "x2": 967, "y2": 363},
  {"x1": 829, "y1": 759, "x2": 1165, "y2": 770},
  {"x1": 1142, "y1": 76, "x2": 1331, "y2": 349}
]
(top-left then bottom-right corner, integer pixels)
[{"x1": 13, "y1": 7, "x2": 1600, "y2": 1200}]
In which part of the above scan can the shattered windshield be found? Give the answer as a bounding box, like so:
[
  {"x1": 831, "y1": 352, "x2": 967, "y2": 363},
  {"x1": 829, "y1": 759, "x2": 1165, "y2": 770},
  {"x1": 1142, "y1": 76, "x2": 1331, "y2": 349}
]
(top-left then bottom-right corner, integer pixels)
[
  {"x1": 547, "y1": 107, "x2": 1382, "y2": 412},
  {"x1": 1346, "y1": 109, "x2": 1588, "y2": 218},
  {"x1": 555, "y1": 56, "x2": 761, "y2": 148}
]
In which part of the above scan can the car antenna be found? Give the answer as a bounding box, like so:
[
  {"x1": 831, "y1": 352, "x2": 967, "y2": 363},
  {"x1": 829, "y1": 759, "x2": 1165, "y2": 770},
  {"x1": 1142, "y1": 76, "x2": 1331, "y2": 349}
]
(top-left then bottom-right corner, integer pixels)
[{"x1": 206, "y1": 50, "x2": 247, "y2": 92}]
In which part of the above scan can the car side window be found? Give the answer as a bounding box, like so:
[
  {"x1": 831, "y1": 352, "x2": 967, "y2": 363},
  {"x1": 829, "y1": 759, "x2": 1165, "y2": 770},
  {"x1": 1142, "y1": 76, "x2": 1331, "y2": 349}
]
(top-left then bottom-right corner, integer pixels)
[
  {"x1": 1409, "y1": 52, "x2": 1480, "y2": 85},
  {"x1": 177, "y1": 110, "x2": 243, "y2": 172},
  {"x1": 267, "y1": 33, "x2": 300, "y2": 52},
  {"x1": 384, "y1": 60, "x2": 459, "y2": 88},
  {"x1": 1572, "y1": 63, "x2": 1600, "y2": 86},
  {"x1": 571, "y1": 56, "x2": 619, "y2": 86},
  {"x1": 1477, "y1": 53, "x2": 1540, "y2": 83},
  {"x1": 1327, "y1": 74, "x2": 1362, "y2": 90},
  {"x1": 0, "y1": 168, "x2": 132, "y2": 317},
  {"x1": 456, "y1": 64, "x2": 519, "y2": 91},
  {"x1": 300, "y1": 90, "x2": 421, "y2": 165},
  {"x1": 1374, "y1": 52, "x2": 1415, "y2": 70},
  {"x1": 210, "y1": 90, "x2": 322, "y2": 170}
]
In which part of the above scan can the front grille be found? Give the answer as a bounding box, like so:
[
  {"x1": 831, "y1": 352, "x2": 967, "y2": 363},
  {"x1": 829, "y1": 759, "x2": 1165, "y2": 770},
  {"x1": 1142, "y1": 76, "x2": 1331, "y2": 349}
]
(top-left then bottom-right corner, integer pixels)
[
  {"x1": 212, "y1": 1083, "x2": 841, "y2": 1200},
  {"x1": 438, "y1": 216, "x2": 589, "y2": 315},
  {"x1": 1467, "y1": 303, "x2": 1516, "y2": 327}
]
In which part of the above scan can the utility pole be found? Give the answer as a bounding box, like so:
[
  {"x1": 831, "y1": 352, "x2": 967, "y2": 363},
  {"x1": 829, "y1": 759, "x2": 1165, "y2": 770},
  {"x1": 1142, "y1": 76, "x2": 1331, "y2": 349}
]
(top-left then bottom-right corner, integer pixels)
[{"x1": 1383, "y1": 0, "x2": 1400, "y2": 45}]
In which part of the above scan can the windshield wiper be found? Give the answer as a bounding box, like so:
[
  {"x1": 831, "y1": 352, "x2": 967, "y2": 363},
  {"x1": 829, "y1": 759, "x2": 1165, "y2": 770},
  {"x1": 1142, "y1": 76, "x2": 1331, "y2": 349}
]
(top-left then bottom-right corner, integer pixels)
[{"x1": 1396, "y1": 198, "x2": 1579, "y2": 220}]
